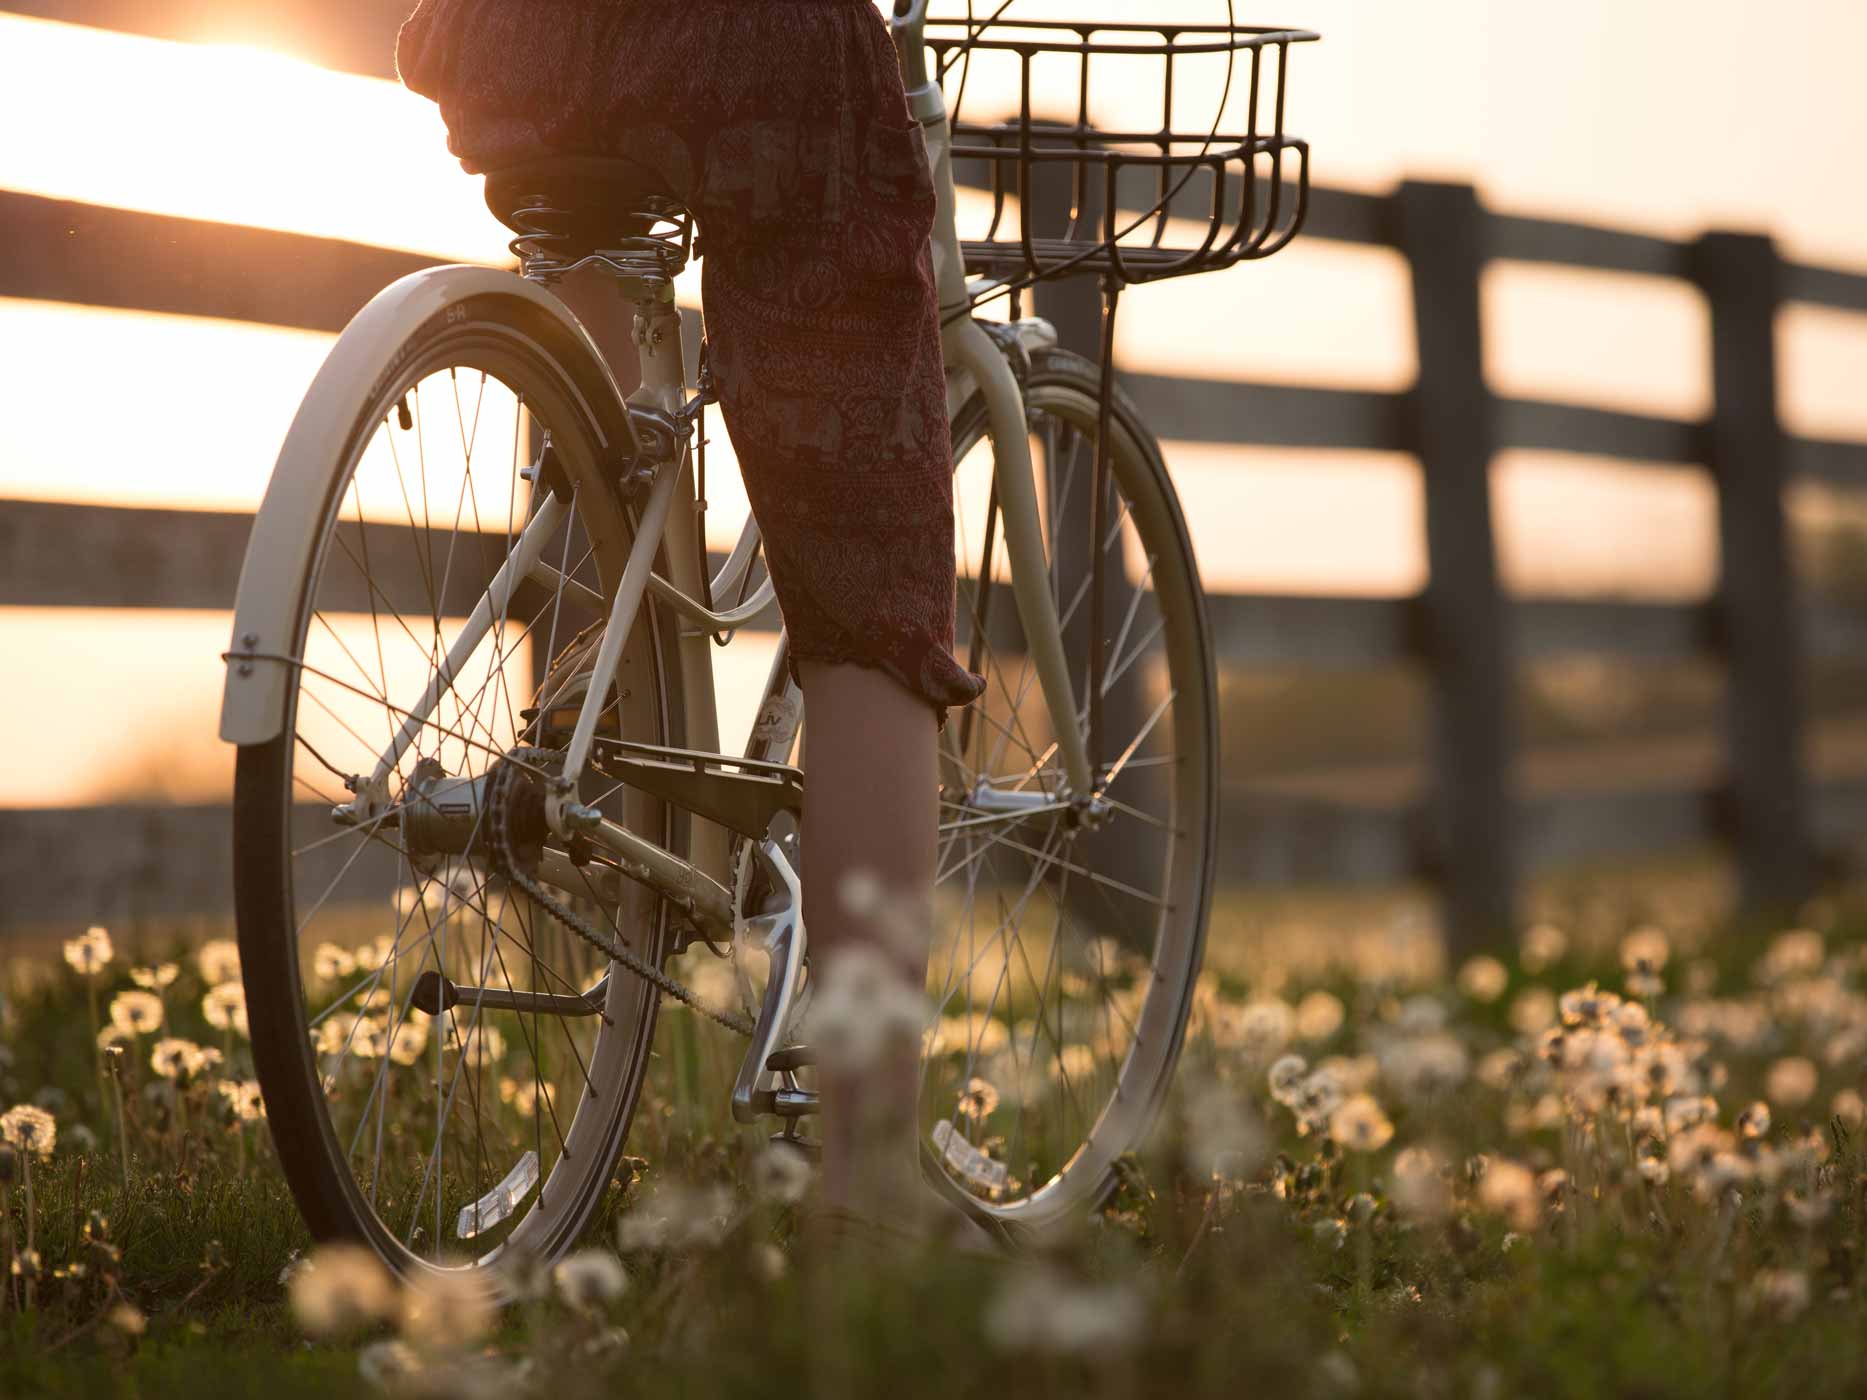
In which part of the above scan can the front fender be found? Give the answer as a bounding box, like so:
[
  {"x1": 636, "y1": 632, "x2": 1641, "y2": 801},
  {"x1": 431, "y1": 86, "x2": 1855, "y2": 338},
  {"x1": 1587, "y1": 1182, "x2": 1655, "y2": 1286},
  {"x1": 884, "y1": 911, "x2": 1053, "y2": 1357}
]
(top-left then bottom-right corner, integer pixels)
[{"x1": 218, "y1": 265, "x2": 628, "y2": 746}]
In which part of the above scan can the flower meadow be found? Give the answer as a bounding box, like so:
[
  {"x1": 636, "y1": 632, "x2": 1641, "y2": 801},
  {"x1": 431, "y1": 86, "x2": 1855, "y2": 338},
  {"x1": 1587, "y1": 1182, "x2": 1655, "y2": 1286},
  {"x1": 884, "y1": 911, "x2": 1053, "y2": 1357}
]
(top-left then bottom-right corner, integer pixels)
[{"x1": 7, "y1": 896, "x2": 1867, "y2": 1397}]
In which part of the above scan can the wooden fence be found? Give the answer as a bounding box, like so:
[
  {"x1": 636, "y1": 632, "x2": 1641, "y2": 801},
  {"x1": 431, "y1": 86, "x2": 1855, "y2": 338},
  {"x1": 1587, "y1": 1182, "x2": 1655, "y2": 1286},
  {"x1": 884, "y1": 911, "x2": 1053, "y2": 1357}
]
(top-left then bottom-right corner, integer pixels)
[{"x1": 5, "y1": 7, "x2": 1867, "y2": 953}]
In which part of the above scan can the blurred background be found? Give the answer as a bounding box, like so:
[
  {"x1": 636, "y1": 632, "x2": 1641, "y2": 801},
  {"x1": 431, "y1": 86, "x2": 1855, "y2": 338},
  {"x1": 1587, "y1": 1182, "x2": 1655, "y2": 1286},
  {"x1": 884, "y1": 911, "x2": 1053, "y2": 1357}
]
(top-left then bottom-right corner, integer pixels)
[{"x1": 3, "y1": 0, "x2": 1866, "y2": 964}]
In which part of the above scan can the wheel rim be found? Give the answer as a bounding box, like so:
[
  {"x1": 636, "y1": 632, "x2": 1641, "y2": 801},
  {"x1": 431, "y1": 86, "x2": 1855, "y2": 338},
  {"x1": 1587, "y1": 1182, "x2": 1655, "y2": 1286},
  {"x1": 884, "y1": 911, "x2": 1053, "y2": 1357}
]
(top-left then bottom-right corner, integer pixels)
[
  {"x1": 263, "y1": 334, "x2": 671, "y2": 1274},
  {"x1": 922, "y1": 365, "x2": 1216, "y2": 1224}
]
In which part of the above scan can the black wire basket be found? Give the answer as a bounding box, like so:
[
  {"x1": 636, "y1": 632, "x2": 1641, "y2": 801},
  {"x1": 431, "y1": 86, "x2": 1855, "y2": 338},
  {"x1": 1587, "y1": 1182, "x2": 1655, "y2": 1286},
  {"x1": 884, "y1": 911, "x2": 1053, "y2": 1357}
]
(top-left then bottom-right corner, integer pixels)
[{"x1": 927, "y1": 15, "x2": 1318, "y2": 293}]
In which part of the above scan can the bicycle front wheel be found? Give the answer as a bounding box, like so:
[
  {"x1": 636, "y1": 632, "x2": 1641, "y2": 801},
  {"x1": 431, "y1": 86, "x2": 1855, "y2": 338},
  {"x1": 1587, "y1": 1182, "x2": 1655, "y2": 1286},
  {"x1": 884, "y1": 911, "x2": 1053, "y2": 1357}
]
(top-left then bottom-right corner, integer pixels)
[
  {"x1": 232, "y1": 282, "x2": 683, "y2": 1282},
  {"x1": 924, "y1": 344, "x2": 1219, "y2": 1232}
]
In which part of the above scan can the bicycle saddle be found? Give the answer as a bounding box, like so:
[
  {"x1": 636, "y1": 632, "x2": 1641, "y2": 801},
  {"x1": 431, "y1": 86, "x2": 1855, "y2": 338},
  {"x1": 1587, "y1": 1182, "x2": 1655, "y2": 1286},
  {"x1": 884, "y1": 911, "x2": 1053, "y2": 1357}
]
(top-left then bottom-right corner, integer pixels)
[{"x1": 483, "y1": 154, "x2": 692, "y2": 248}]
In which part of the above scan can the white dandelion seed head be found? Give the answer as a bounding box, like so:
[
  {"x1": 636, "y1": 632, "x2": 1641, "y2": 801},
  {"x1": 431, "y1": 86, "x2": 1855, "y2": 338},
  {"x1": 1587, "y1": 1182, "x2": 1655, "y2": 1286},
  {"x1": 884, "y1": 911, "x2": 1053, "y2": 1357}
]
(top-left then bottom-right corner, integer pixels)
[
  {"x1": 805, "y1": 944, "x2": 927, "y2": 1072},
  {"x1": 0, "y1": 1104, "x2": 57, "y2": 1157},
  {"x1": 552, "y1": 1249, "x2": 628, "y2": 1311},
  {"x1": 196, "y1": 939, "x2": 242, "y2": 987},
  {"x1": 984, "y1": 1261, "x2": 1147, "y2": 1357},
  {"x1": 108, "y1": 990, "x2": 165, "y2": 1037},
  {"x1": 289, "y1": 1243, "x2": 399, "y2": 1339},
  {"x1": 752, "y1": 1145, "x2": 814, "y2": 1205},
  {"x1": 399, "y1": 1263, "x2": 497, "y2": 1349},
  {"x1": 62, "y1": 926, "x2": 115, "y2": 977}
]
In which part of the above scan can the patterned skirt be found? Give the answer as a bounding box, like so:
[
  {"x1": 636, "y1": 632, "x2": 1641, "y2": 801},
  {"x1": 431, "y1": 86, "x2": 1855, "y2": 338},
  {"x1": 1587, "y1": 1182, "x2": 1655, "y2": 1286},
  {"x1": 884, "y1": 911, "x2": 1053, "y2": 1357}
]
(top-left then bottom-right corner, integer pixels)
[{"x1": 394, "y1": 0, "x2": 986, "y2": 721}]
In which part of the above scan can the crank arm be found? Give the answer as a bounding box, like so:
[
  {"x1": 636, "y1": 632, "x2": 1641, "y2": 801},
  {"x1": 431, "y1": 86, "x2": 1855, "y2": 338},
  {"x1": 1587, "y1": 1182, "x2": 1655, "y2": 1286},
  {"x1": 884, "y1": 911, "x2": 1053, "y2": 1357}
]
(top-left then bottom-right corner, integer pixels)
[
  {"x1": 731, "y1": 840, "x2": 808, "y2": 1125},
  {"x1": 411, "y1": 969, "x2": 606, "y2": 1019}
]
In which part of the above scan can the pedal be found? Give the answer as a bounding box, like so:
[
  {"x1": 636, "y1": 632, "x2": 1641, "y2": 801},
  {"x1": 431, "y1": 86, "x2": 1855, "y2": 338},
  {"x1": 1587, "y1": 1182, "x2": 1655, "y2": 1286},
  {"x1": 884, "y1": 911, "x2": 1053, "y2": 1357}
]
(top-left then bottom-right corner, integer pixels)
[
  {"x1": 592, "y1": 739, "x2": 802, "y2": 840},
  {"x1": 765, "y1": 1045, "x2": 816, "y2": 1073},
  {"x1": 752, "y1": 1087, "x2": 818, "y2": 1119}
]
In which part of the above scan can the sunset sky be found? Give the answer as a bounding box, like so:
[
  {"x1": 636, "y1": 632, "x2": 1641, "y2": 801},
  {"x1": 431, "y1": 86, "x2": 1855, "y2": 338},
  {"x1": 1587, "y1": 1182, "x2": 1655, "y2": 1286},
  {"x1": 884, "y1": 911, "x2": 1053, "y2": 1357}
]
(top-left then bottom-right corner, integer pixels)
[{"x1": 2, "y1": 1, "x2": 1864, "y2": 806}]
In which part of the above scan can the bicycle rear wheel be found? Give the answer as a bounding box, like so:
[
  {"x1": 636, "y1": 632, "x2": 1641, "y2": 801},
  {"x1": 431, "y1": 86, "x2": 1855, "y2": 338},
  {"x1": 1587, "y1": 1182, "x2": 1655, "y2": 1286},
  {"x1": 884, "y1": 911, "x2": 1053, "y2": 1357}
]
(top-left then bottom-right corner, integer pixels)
[
  {"x1": 233, "y1": 285, "x2": 682, "y2": 1282},
  {"x1": 923, "y1": 345, "x2": 1218, "y2": 1232}
]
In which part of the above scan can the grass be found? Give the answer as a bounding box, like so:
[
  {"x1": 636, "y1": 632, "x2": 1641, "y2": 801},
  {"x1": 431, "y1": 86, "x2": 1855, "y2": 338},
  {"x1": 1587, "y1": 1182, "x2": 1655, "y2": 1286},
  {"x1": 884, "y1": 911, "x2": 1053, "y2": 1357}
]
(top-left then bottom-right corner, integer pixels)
[{"x1": 7, "y1": 887, "x2": 1867, "y2": 1398}]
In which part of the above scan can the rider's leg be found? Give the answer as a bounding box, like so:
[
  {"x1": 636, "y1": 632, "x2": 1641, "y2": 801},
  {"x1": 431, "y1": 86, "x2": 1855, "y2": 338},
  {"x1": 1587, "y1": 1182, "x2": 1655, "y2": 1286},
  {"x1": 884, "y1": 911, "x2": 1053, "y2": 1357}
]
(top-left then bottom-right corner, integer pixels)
[{"x1": 798, "y1": 659, "x2": 938, "y2": 1231}]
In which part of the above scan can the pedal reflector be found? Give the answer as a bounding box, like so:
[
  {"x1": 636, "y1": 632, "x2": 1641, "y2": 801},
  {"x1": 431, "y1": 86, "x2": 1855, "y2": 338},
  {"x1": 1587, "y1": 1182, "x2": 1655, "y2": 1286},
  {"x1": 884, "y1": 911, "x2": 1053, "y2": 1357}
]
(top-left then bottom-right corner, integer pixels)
[
  {"x1": 456, "y1": 1150, "x2": 540, "y2": 1239},
  {"x1": 932, "y1": 1119, "x2": 1009, "y2": 1194}
]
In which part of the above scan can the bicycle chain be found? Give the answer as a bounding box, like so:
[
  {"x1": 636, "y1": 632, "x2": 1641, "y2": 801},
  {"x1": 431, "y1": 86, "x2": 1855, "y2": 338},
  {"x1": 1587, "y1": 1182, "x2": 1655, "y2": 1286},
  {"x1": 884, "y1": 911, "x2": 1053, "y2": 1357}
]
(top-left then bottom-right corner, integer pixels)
[{"x1": 487, "y1": 748, "x2": 755, "y2": 1038}]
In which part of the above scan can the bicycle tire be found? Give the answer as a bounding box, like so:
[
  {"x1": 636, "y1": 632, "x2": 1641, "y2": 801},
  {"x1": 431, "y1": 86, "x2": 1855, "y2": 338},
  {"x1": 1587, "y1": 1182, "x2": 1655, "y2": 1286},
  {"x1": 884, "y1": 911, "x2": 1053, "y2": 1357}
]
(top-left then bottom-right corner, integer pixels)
[{"x1": 233, "y1": 276, "x2": 685, "y2": 1284}]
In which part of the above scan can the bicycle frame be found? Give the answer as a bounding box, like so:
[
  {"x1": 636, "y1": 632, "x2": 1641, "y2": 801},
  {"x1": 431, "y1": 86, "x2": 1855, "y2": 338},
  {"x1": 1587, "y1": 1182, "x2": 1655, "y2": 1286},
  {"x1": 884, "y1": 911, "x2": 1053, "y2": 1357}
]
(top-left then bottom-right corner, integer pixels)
[{"x1": 222, "y1": 1, "x2": 1088, "y2": 1126}]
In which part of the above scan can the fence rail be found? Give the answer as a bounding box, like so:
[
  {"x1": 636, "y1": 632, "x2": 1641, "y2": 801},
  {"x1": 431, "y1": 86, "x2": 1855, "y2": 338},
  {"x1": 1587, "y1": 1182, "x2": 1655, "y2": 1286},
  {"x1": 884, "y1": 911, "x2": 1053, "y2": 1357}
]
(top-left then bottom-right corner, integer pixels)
[{"x1": 6, "y1": 96, "x2": 1867, "y2": 947}]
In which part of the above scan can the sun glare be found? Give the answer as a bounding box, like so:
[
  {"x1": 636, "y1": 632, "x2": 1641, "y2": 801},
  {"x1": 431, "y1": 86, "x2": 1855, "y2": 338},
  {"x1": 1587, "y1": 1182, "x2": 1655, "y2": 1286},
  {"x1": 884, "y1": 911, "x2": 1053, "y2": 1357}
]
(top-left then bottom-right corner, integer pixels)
[{"x1": 0, "y1": 14, "x2": 508, "y2": 263}]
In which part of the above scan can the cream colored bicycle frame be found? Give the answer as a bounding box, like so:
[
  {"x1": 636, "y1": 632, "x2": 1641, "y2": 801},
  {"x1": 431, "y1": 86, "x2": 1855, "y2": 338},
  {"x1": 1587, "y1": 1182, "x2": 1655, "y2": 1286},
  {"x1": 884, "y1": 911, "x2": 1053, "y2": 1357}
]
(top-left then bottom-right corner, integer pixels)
[{"x1": 219, "y1": 0, "x2": 1088, "y2": 920}]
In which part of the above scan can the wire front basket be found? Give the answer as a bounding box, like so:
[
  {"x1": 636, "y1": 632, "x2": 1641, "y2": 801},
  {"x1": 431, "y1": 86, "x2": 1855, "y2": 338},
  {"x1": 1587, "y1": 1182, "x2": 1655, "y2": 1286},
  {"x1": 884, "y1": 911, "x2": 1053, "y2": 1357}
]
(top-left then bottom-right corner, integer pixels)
[{"x1": 927, "y1": 15, "x2": 1318, "y2": 296}]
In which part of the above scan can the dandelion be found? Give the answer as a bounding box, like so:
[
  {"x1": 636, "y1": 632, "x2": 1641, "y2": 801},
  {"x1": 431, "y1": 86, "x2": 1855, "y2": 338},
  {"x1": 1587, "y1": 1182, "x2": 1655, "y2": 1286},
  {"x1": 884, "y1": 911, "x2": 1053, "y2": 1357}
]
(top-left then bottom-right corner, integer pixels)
[
  {"x1": 313, "y1": 943, "x2": 358, "y2": 983},
  {"x1": 1758, "y1": 929, "x2": 1824, "y2": 984},
  {"x1": 217, "y1": 1080, "x2": 265, "y2": 1123},
  {"x1": 1294, "y1": 990, "x2": 1345, "y2": 1041},
  {"x1": 400, "y1": 1266, "x2": 497, "y2": 1348},
  {"x1": 1558, "y1": 982, "x2": 1621, "y2": 1029},
  {"x1": 752, "y1": 1144, "x2": 814, "y2": 1205},
  {"x1": 130, "y1": 963, "x2": 179, "y2": 991},
  {"x1": 106, "y1": 1302, "x2": 147, "y2": 1337},
  {"x1": 1391, "y1": 1145, "x2": 1450, "y2": 1219},
  {"x1": 0, "y1": 1105, "x2": 56, "y2": 1158},
  {"x1": 1833, "y1": 1088, "x2": 1865, "y2": 1127},
  {"x1": 616, "y1": 1183, "x2": 735, "y2": 1252},
  {"x1": 1457, "y1": 956, "x2": 1509, "y2": 1003},
  {"x1": 984, "y1": 1261, "x2": 1146, "y2": 1356},
  {"x1": 1292, "y1": 1069, "x2": 1346, "y2": 1135},
  {"x1": 1476, "y1": 1048, "x2": 1522, "y2": 1091},
  {"x1": 805, "y1": 945, "x2": 926, "y2": 1070},
  {"x1": 357, "y1": 1339, "x2": 423, "y2": 1390},
  {"x1": 1520, "y1": 922, "x2": 1567, "y2": 973},
  {"x1": 1183, "y1": 1077, "x2": 1269, "y2": 1180},
  {"x1": 956, "y1": 1077, "x2": 1001, "y2": 1121},
  {"x1": 63, "y1": 925, "x2": 114, "y2": 977},
  {"x1": 443, "y1": 1022, "x2": 504, "y2": 1067},
  {"x1": 1736, "y1": 1101, "x2": 1771, "y2": 1140},
  {"x1": 203, "y1": 982, "x2": 249, "y2": 1038},
  {"x1": 1620, "y1": 925, "x2": 1671, "y2": 974},
  {"x1": 1747, "y1": 1268, "x2": 1811, "y2": 1321},
  {"x1": 1267, "y1": 1054, "x2": 1308, "y2": 1105},
  {"x1": 197, "y1": 939, "x2": 242, "y2": 986},
  {"x1": 1508, "y1": 987, "x2": 1558, "y2": 1036},
  {"x1": 288, "y1": 1243, "x2": 400, "y2": 1339},
  {"x1": 1477, "y1": 1157, "x2": 1540, "y2": 1231},
  {"x1": 1234, "y1": 999, "x2": 1295, "y2": 1062},
  {"x1": 553, "y1": 1250, "x2": 628, "y2": 1311},
  {"x1": 1329, "y1": 1094, "x2": 1394, "y2": 1153},
  {"x1": 150, "y1": 1037, "x2": 211, "y2": 1081},
  {"x1": 1766, "y1": 1056, "x2": 1818, "y2": 1108},
  {"x1": 387, "y1": 1018, "x2": 429, "y2": 1067}
]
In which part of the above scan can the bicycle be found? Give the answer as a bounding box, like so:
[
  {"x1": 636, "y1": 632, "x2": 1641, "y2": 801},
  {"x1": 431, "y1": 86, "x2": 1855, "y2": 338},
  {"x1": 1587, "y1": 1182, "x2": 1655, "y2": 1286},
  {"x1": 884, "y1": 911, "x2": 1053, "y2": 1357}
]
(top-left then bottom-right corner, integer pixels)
[{"x1": 219, "y1": 1, "x2": 1314, "y2": 1283}]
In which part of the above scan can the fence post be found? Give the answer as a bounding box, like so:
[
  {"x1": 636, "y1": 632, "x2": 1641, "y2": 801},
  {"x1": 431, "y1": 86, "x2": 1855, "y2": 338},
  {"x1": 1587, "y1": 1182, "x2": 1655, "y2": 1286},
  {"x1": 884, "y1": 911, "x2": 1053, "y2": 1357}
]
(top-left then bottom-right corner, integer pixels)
[
  {"x1": 1396, "y1": 180, "x2": 1516, "y2": 957},
  {"x1": 1694, "y1": 231, "x2": 1815, "y2": 910}
]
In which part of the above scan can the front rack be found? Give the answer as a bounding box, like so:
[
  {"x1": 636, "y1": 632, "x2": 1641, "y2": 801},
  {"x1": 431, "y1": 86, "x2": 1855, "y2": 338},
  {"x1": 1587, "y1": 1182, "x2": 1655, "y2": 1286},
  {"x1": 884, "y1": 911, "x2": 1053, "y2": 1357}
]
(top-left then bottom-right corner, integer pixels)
[{"x1": 926, "y1": 16, "x2": 1318, "y2": 293}]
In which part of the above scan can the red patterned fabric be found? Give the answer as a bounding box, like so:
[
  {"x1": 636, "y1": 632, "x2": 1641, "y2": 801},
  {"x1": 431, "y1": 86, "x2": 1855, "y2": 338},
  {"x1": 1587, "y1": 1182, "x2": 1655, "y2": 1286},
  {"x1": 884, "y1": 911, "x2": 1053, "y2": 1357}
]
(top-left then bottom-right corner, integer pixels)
[{"x1": 395, "y1": 0, "x2": 986, "y2": 721}]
